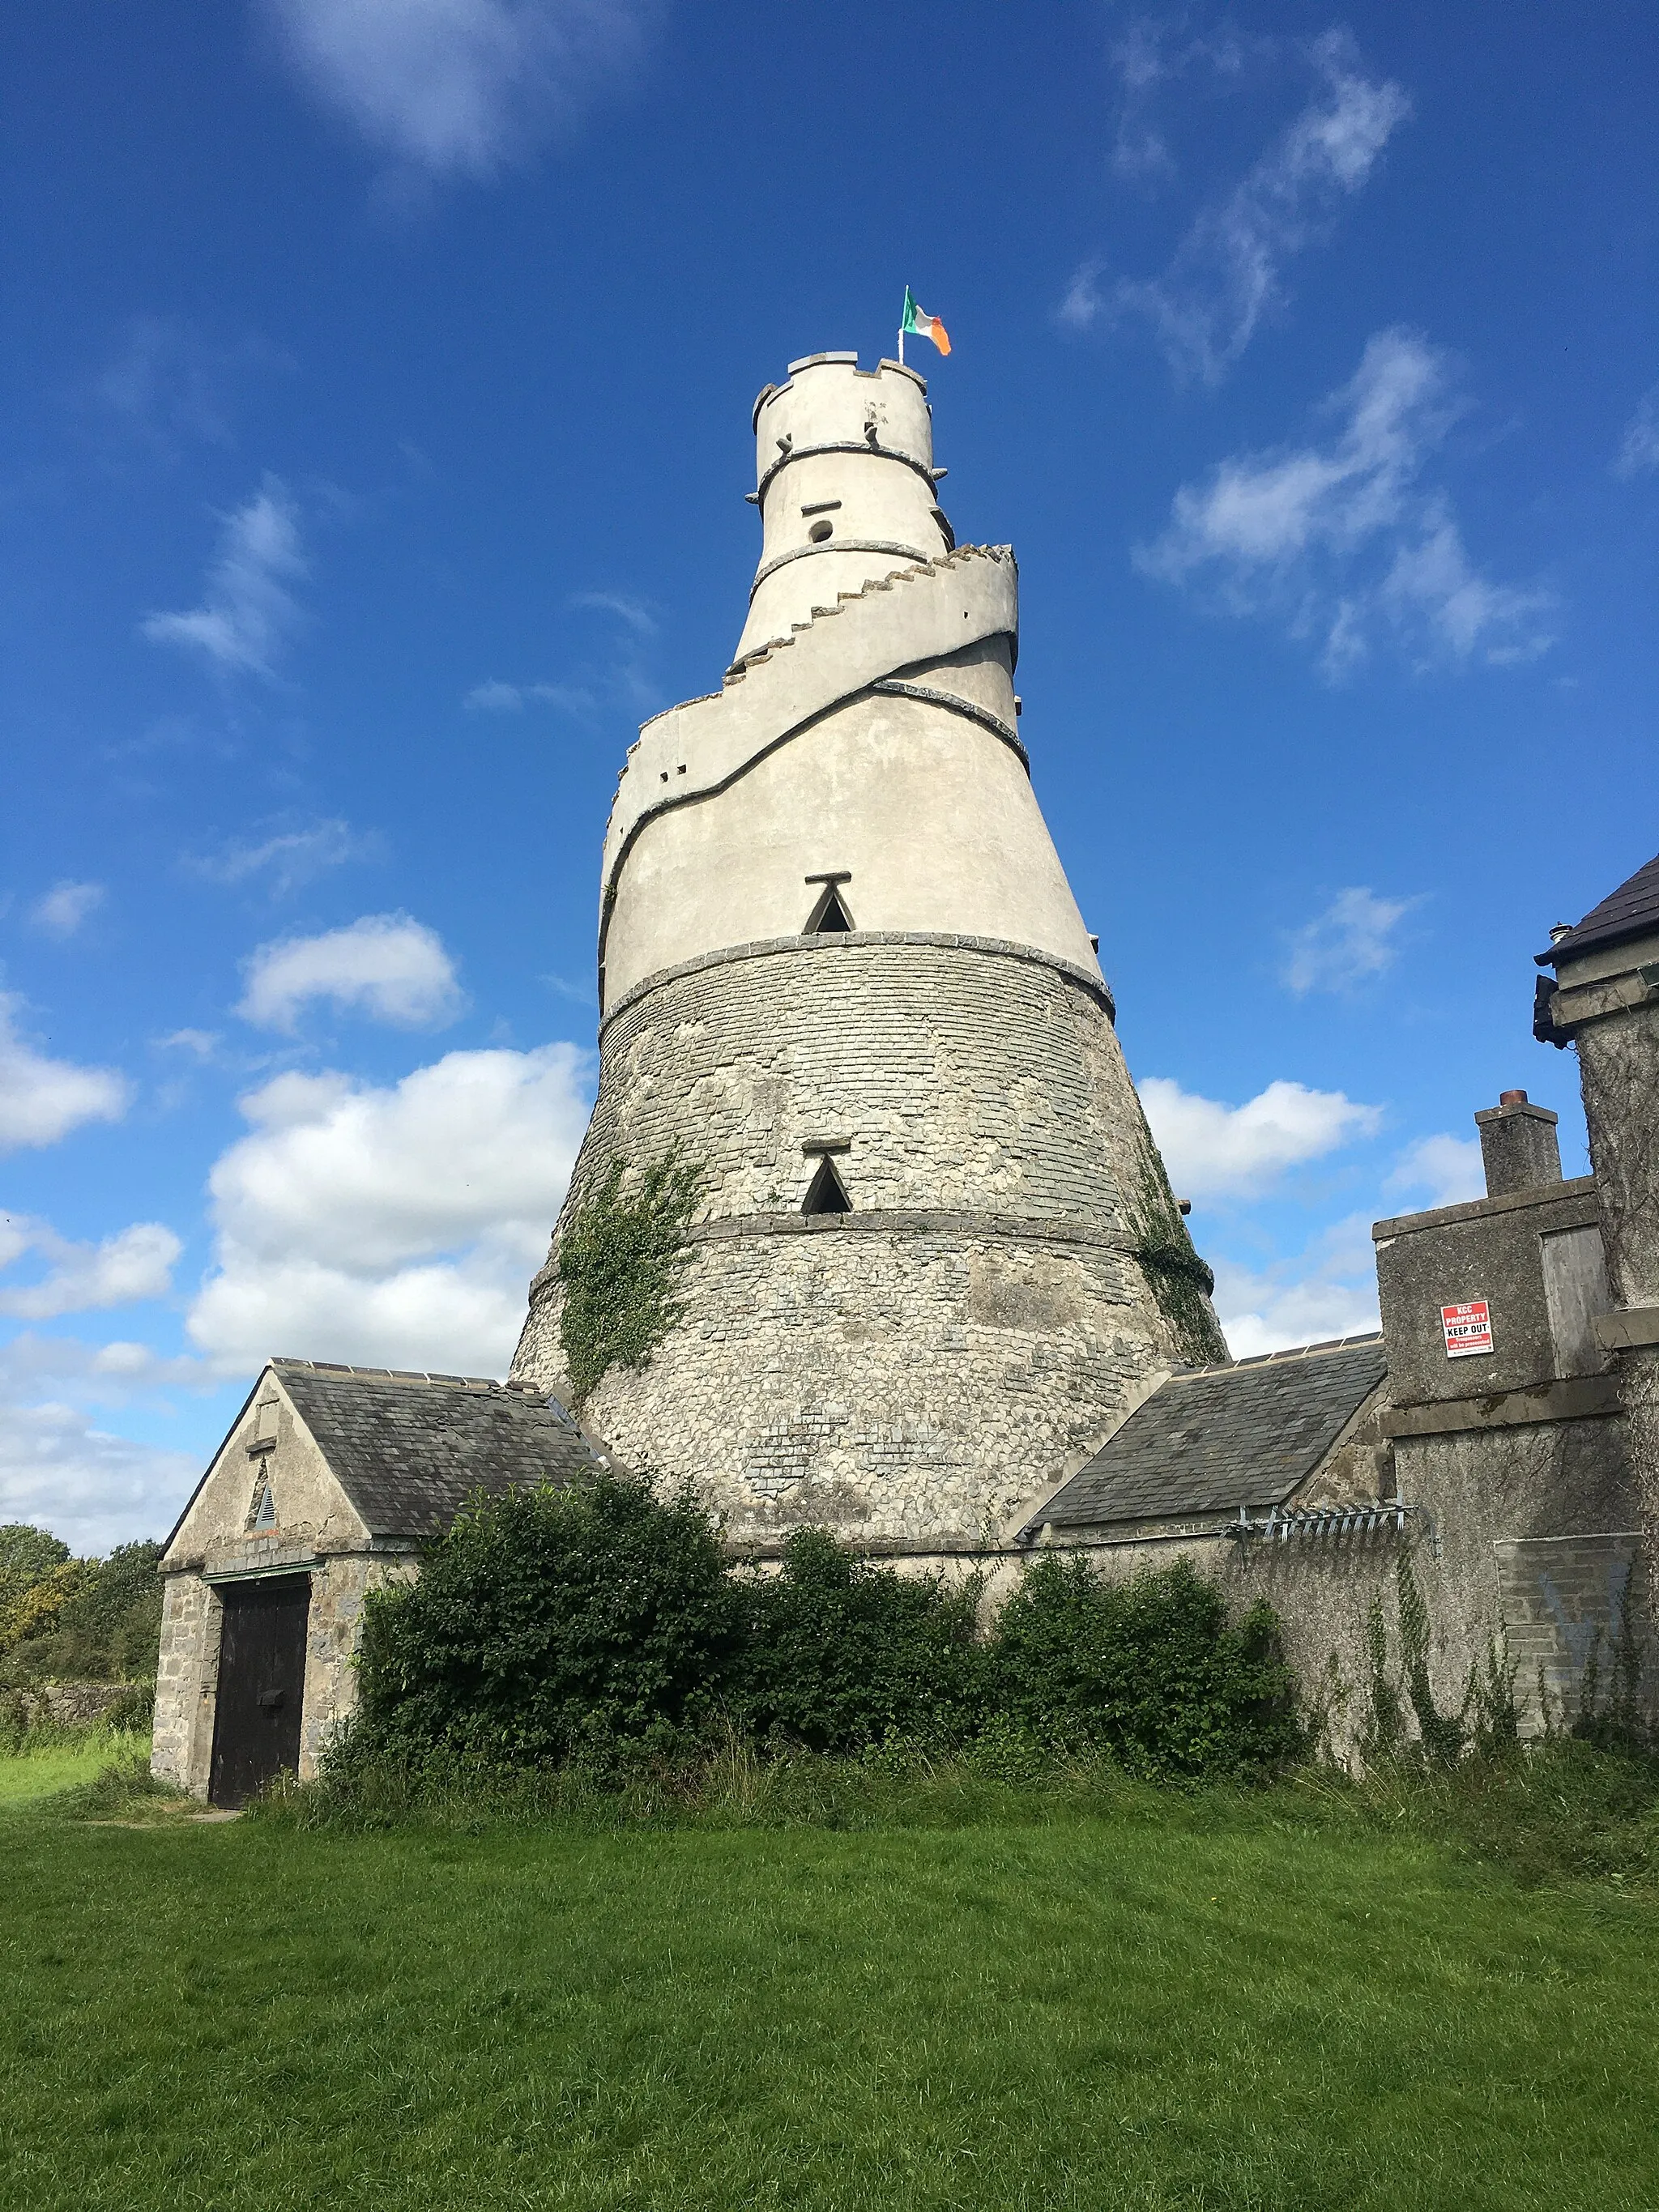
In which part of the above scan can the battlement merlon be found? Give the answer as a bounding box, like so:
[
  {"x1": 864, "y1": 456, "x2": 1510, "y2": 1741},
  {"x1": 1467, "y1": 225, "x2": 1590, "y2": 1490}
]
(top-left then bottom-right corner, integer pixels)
[{"x1": 736, "y1": 356, "x2": 952, "y2": 659}]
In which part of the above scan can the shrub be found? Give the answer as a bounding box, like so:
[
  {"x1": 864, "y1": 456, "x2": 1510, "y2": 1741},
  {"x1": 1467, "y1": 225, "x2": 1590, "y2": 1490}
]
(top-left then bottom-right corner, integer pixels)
[
  {"x1": 987, "y1": 1554, "x2": 1299, "y2": 1779},
  {"x1": 339, "y1": 1482, "x2": 1299, "y2": 1794},
  {"x1": 349, "y1": 1473, "x2": 743, "y2": 1770},
  {"x1": 733, "y1": 1530, "x2": 983, "y2": 1753},
  {"x1": 0, "y1": 1530, "x2": 164, "y2": 1686}
]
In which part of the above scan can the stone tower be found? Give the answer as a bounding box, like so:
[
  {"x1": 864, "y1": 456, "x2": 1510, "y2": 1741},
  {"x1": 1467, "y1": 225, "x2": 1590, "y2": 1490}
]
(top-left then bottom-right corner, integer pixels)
[{"x1": 513, "y1": 352, "x2": 1223, "y2": 1546}]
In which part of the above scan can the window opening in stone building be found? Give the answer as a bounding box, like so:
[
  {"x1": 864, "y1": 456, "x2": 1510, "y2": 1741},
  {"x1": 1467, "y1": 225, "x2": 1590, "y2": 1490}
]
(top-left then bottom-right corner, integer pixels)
[
  {"x1": 802, "y1": 1156, "x2": 852, "y2": 1215},
  {"x1": 249, "y1": 1481, "x2": 278, "y2": 1532},
  {"x1": 804, "y1": 876, "x2": 854, "y2": 933},
  {"x1": 808, "y1": 519, "x2": 834, "y2": 543}
]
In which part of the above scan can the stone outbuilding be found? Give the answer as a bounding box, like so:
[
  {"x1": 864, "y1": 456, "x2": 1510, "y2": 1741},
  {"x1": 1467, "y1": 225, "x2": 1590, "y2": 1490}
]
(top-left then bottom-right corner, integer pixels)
[{"x1": 152, "y1": 1361, "x2": 608, "y2": 1805}]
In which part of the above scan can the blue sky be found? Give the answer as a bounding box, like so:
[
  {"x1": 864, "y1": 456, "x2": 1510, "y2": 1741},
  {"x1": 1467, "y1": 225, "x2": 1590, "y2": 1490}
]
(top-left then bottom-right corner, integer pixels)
[{"x1": 3, "y1": 2, "x2": 1656, "y2": 1549}]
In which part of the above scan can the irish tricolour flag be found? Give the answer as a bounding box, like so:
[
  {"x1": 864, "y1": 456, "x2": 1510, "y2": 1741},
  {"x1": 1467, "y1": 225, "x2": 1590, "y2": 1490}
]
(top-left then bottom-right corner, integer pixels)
[{"x1": 901, "y1": 286, "x2": 951, "y2": 356}]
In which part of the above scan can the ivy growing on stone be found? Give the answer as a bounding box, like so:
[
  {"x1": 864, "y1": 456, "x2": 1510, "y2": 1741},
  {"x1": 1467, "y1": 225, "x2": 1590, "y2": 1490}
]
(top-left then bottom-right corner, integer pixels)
[
  {"x1": 557, "y1": 1149, "x2": 706, "y2": 1405},
  {"x1": 1125, "y1": 1151, "x2": 1229, "y2": 1366}
]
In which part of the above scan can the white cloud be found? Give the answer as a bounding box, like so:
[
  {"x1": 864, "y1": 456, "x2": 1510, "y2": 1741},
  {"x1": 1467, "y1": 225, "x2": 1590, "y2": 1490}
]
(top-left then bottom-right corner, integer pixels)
[
  {"x1": 28, "y1": 881, "x2": 105, "y2": 940},
  {"x1": 0, "y1": 1331, "x2": 214, "y2": 1550},
  {"x1": 187, "y1": 1042, "x2": 591, "y2": 1375},
  {"x1": 1138, "y1": 327, "x2": 1554, "y2": 674},
  {"x1": 237, "y1": 913, "x2": 463, "y2": 1032},
  {"x1": 1142, "y1": 1075, "x2": 1382, "y2": 1202},
  {"x1": 262, "y1": 0, "x2": 658, "y2": 179},
  {"x1": 155, "y1": 1029, "x2": 220, "y2": 1061},
  {"x1": 0, "y1": 1396, "x2": 198, "y2": 1556},
  {"x1": 1282, "y1": 886, "x2": 1415, "y2": 995},
  {"x1": 0, "y1": 1217, "x2": 181, "y2": 1321},
  {"x1": 1614, "y1": 383, "x2": 1659, "y2": 478},
  {"x1": 569, "y1": 589, "x2": 657, "y2": 636},
  {"x1": 1058, "y1": 262, "x2": 1108, "y2": 332},
  {"x1": 464, "y1": 678, "x2": 594, "y2": 714},
  {"x1": 96, "y1": 317, "x2": 292, "y2": 458},
  {"x1": 1084, "y1": 30, "x2": 1410, "y2": 382},
  {"x1": 1212, "y1": 1215, "x2": 1382, "y2": 1358},
  {"x1": 0, "y1": 994, "x2": 130, "y2": 1153},
  {"x1": 1107, "y1": 20, "x2": 1247, "y2": 185},
  {"x1": 1386, "y1": 1132, "x2": 1485, "y2": 1211},
  {"x1": 141, "y1": 477, "x2": 305, "y2": 678},
  {"x1": 190, "y1": 817, "x2": 369, "y2": 895}
]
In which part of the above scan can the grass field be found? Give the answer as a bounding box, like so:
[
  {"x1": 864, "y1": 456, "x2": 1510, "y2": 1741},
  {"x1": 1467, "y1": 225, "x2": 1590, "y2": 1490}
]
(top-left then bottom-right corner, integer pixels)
[{"x1": 2, "y1": 1746, "x2": 1657, "y2": 2210}]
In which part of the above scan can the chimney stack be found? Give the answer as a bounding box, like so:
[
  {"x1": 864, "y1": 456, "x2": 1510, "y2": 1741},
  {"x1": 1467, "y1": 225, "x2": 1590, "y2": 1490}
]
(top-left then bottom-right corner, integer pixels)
[{"x1": 1473, "y1": 1090, "x2": 1562, "y2": 1198}]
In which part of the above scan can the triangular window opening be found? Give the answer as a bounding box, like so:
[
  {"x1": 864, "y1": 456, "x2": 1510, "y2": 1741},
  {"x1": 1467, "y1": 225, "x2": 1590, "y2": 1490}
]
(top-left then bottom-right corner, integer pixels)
[
  {"x1": 249, "y1": 1482, "x2": 278, "y2": 1532},
  {"x1": 805, "y1": 884, "x2": 855, "y2": 934},
  {"x1": 802, "y1": 1156, "x2": 852, "y2": 1216}
]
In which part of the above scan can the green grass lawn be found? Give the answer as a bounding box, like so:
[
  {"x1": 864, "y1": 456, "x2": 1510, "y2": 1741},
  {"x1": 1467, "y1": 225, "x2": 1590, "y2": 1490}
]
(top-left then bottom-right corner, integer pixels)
[
  {"x1": 0, "y1": 1727, "x2": 149, "y2": 1807},
  {"x1": 2, "y1": 1754, "x2": 1656, "y2": 2210}
]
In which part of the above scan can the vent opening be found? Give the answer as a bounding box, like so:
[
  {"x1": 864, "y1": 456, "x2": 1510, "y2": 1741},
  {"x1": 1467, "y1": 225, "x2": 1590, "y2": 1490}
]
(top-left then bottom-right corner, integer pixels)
[
  {"x1": 804, "y1": 881, "x2": 855, "y2": 933},
  {"x1": 802, "y1": 1157, "x2": 852, "y2": 1215},
  {"x1": 808, "y1": 518, "x2": 834, "y2": 543}
]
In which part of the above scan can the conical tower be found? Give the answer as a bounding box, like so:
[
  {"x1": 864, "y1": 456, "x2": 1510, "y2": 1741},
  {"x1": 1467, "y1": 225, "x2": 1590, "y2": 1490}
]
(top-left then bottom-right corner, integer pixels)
[{"x1": 513, "y1": 352, "x2": 1224, "y2": 1544}]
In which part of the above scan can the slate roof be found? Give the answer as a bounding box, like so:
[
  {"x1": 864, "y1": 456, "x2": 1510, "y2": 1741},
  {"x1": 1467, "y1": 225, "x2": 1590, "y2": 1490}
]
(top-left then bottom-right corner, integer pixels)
[
  {"x1": 1537, "y1": 850, "x2": 1659, "y2": 965},
  {"x1": 1021, "y1": 1335, "x2": 1388, "y2": 1538},
  {"x1": 275, "y1": 1360, "x2": 613, "y2": 1539}
]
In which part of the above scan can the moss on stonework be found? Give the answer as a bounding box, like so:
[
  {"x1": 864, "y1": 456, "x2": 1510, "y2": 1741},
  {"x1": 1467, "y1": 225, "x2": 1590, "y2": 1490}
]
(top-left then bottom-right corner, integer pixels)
[
  {"x1": 1126, "y1": 1151, "x2": 1229, "y2": 1366},
  {"x1": 557, "y1": 1149, "x2": 706, "y2": 1406}
]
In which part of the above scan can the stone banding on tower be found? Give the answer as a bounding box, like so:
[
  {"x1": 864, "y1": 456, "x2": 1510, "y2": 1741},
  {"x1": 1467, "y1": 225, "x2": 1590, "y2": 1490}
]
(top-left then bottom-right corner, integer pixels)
[{"x1": 513, "y1": 353, "x2": 1225, "y2": 1544}]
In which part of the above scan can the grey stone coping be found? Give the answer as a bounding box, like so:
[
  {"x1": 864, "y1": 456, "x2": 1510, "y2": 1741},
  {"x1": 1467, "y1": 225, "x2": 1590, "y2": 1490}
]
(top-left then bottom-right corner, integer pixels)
[
  {"x1": 1371, "y1": 1174, "x2": 1597, "y2": 1241},
  {"x1": 749, "y1": 537, "x2": 936, "y2": 595},
  {"x1": 202, "y1": 1555, "x2": 324, "y2": 1585},
  {"x1": 684, "y1": 1207, "x2": 1135, "y2": 1251},
  {"x1": 600, "y1": 928, "x2": 1116, "y2": 1034},
  {"x1": 870, "y1": 678, "x2": 1026, "y2": 766},
  {"x1": 1381, "y1": 1374, "x2": 1623, "y2": 1438},
  {"x1": 754, "y1": 440, "x2": 939, "y2": 502},
  {"x1": 595, "y1": 554, "x2": 1021, "y2": 981}
]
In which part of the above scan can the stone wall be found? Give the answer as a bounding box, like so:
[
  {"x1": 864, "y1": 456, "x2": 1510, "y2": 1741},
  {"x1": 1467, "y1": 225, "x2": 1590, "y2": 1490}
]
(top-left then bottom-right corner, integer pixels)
[
  {"x1": 151, "y1": 1571, "x2": 219, "y2": 1792},
  {"x1": 2, "y1": 1681, "x2": 142, "y2": 1733},
  {"x1": 514, "y1": 935, "x2": 1220, "y2": 1541},
  {"x1": 1495, "y1": 1533, "x2": 1646, "y2": 1727}
]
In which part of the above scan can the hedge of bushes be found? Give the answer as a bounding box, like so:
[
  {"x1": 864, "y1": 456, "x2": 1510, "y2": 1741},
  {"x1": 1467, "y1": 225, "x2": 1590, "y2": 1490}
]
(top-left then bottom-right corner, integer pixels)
[
  {"x1": 0, "y1": 1524, "x2": 164, "y2": 1688},
  {"x1": 344, "y1": 1473, "x2": 1299, "y2": 1784}
]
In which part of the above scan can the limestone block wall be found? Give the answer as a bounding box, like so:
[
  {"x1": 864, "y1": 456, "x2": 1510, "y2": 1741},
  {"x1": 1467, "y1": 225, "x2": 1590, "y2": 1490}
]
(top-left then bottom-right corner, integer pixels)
[
  {"x1": 299, "y1": 1554, "x2": 420, "y2": 1777},
  {"x1": 151, "y1": 1571, "x2": 221, "y2": 1793},
  {"x1": 1495, "y1": 1533, "x2": 1647, "y2": 1724},
  {"x1": 514, "y1": 936, "x2": 1219, "y2": 1540}
]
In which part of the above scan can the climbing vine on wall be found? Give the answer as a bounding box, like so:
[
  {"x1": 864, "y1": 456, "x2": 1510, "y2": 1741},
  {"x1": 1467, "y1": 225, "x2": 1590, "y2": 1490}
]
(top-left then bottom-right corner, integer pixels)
[
  {"x1": 557, "y1": 1150, "x2": 706, "y2": 1405},
  {"x1": 1126, "y1": 1151, "x2": 1229, "y2": 1366}
]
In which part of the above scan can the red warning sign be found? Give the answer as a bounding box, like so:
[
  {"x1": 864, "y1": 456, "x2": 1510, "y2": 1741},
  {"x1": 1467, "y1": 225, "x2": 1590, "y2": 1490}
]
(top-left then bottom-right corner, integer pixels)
[{"x1": 1441, "y1": 1299, "x2": 1494, "y2": 1358}]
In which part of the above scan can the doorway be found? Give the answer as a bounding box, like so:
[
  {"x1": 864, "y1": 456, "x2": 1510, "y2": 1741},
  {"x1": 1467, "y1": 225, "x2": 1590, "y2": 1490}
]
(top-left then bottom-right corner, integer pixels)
[{"x1": 207, "y1": 1575, "x2": 310, "y2": 1807}]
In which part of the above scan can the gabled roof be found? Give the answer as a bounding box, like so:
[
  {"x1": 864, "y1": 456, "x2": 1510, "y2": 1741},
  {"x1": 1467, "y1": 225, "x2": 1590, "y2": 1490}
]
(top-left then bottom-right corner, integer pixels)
[
  {"x1": 1536, "y1": 850, "x2": 1659, "y2": 966},
  {"x1": 275, "y1": 1360, "x2": 612, "y2": 1539},
  {"x1": 1021, "y1": 1335, "x2": 1388, "y2": 1537}
]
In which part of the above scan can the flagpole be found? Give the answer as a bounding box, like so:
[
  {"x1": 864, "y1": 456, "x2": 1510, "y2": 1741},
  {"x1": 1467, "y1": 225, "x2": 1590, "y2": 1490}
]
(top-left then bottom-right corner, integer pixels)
[{"x1": 898, "y1": 325, "x2": 904, "y2": 366}]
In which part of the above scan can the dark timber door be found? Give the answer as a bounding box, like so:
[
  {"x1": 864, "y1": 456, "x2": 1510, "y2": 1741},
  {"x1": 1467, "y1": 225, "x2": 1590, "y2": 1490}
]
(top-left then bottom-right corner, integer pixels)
[{"x1": 208, "y1": 1575, "x2": 309, "y2": 1807}]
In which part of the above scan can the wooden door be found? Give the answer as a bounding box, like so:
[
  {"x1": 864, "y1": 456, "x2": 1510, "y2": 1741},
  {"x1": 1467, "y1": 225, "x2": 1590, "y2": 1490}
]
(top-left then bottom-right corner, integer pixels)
[{"x1": 207, "y1": 1575, "x2": 309, "y2": 1807}]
